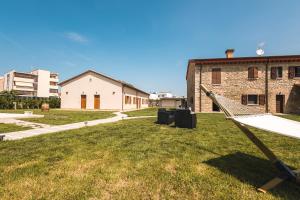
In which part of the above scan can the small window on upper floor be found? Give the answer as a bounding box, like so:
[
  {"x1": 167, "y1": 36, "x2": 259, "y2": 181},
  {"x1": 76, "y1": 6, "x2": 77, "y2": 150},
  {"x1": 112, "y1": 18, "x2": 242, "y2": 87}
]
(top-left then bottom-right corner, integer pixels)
[
  {"x1": 212, "y1": 68, "x2": 221, "y2": 85},
  {"x1": 295, "y1": 67, "x2": 300, "y2": 77},
  {"x1": 288, "y1": 66, "x2": 300, "y2": 78},
  {"x1": 248, "y1": 67, "x2": 258, "y2": 79},
  {"x1": 271, "y1": 67, "x2": 282, "y2": 79}
]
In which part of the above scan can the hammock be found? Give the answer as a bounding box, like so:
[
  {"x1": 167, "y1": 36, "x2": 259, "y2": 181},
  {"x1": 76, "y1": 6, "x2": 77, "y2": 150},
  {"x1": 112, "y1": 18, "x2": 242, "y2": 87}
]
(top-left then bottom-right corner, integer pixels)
[
  {"x1": 211, "y1": 93, "x2": 300, "y2": 139},
  {"x1": 200, "y1": 84, "x2": 300, "y2": 193}
]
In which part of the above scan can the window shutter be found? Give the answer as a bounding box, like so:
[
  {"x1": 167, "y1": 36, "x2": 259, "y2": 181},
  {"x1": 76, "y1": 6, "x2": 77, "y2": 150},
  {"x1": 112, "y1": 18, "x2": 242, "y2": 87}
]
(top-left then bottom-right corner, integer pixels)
[
  {"x1": 253, "y1": 67, "x2": 258, "y2": 78},
  {"x1": 212, "y1": 68, "x2": 221, "y2": 84},
  {"x1": 241, "y1": 95, "x2": 247, "y2": 105},
  {"x1": 259, "y1": 94, "x2": 265, "y2": 105},
  {"x1": 288, "y1": 67, "x2": 295, "y2": 79},
  {"x1": 216, "y1": 69, "x2": 221, "y2": 84},
  {"x1": 248, "y1": 67, "x2": 253, "y2": 79},
  {"x1": 271, "y1": 67, "x2": 276, "y2": 79}
]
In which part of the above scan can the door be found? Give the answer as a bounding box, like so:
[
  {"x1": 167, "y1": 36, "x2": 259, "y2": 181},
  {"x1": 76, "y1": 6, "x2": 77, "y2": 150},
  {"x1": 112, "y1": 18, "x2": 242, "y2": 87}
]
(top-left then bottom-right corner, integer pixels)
[
  {"x1": 81, "y1": 95, "x2": 87, "y2": 109},
  {"x1": 94, "y1": 95, "x2": 100, "y2": 109},
  {"x1": 136, "y1": 98, "x2": 141, "y2": 109},
  {"x1": 276, "y1": 95, "x2": 284, "y2": 113}
]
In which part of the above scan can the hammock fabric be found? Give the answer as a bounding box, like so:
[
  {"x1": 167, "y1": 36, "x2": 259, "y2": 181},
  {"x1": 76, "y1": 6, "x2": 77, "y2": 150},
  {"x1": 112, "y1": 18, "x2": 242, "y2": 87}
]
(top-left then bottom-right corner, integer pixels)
[
  {"x1": 200, "y1": 84, "x2": 300, "y2": 193},
  {"x1": 233, "y1": 114, "x2": 300, "y2": 139}
]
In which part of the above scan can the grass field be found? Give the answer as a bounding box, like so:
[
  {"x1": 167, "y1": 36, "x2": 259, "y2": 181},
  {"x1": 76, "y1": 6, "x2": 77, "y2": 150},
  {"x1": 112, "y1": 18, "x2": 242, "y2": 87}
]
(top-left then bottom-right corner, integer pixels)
[
  {"x1": 124, "y1": 107, "x2": 158, "y2": 117},
  {"x1": 0, "y1": 109, "x2": 115, "y2": 125},
  {"x1": 0, "y1": 113, "x2": 299, "y2": 199},
  {"x1": 0, "y1": 123, "x2": 31, "y2": 133}
]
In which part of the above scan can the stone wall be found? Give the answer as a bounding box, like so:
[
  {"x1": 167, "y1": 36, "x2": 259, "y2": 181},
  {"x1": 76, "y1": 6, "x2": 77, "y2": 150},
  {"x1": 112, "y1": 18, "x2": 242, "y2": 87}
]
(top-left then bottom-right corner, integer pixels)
[{"x1": 187, "y1": 62, "x2": 300, "y2": 114}]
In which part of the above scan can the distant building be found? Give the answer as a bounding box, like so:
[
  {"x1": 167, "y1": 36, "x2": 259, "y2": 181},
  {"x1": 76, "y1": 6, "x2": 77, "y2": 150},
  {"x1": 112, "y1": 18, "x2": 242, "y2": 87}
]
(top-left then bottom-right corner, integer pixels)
[
  {"x1": 149, "y1": 91, "x2": 186, "y2": 108},
  {"x1": 157, "y1": 92, "x2": 173, "y2": 98},
  {"x1": 158, "y1": 97, "x2": 186, "y2": 108},
  {"x1": 0, "y1": 76, "x2": 4, "y2": 92},
  {"x1": 3, "y1": 69, "x2": 59, "y2": 97},
  {"x1": 59, "y1": 70, "x2": 149, "y2": 110}
]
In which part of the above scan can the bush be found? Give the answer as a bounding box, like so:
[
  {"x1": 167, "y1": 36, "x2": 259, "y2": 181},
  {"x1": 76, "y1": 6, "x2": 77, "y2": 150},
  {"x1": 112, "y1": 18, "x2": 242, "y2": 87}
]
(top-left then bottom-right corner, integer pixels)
[{"x1": 0, "y1": 91, "x2": 61, "y2": 109}]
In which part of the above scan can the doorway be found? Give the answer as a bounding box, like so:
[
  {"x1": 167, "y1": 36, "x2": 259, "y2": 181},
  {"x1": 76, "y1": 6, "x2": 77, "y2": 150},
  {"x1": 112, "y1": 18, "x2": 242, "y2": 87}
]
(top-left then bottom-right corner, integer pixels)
[
  {"x1": 81, "y1": 95, "x2": 87, "y2": 109},
  {"x1": 276, "y1": 95, "x2": 285, "y2": 113},
  {"x1": 136, "y1": 98, "x2": 141, "y2": 109},
  {"x1": 94, "y1": 95, "x2": 100, "y2": 109}
]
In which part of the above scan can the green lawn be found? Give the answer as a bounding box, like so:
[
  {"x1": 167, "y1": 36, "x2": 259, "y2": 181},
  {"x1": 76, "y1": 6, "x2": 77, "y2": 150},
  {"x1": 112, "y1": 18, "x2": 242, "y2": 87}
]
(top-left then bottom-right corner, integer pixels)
[
  {"x1": 0, "y1": 109, "x2": 115, "y2": 125},
  {"x1": 124, "y1": 107, "x2": 158, "y2": 117},
  {"x1": 0, "y1": 113, "x2": 299, "y2": 199},
  {"x1": 0, "y1": 123, "x2": 31, "y2": 133}
]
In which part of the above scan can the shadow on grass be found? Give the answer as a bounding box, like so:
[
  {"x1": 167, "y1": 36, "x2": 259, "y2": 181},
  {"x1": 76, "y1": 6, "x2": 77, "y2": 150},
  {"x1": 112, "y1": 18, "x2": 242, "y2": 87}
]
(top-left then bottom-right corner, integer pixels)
[{"x1": 205, "y1": 152, "x2": 300, "y2": 198}]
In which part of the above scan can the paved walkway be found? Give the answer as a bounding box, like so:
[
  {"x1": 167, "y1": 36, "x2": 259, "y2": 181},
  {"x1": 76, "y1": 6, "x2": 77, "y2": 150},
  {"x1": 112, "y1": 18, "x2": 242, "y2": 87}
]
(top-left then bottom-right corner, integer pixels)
[
  {"x1": 0, "y1": 118, "x2": 51, "y2": 129},
  {"x1": 2, "y1": 112, "x2": 155, "y2": 141}
]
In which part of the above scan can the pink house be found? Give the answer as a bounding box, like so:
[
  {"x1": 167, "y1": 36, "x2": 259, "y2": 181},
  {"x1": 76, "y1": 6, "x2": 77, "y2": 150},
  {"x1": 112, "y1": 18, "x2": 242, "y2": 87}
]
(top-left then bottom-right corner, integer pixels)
[{"x1": 59, "y1": 70, "x2": 149, "y2": 110}]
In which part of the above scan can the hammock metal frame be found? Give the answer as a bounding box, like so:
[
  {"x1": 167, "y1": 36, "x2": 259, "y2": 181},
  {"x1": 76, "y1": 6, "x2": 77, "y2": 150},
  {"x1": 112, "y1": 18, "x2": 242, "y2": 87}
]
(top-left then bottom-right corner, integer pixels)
[{"x1": 200, "y1": 84, "x2": 299, "y2": 193}]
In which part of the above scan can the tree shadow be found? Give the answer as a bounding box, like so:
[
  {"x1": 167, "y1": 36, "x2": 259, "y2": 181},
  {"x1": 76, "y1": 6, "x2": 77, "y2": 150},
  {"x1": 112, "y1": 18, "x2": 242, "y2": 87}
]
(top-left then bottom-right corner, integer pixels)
[{"x1": 204, "y1": 152, "x2": 300, "y2": 198}]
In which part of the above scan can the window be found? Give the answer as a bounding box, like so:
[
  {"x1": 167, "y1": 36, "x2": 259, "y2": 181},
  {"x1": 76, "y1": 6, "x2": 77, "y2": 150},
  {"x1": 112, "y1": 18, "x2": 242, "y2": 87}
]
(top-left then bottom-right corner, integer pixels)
[
  {"x1": 125, "y1": 96, "x2": 132, "y2": 104},
  {"x1": 247, "y1": 95, "x2": 258, "y2": 105},
  {"x1": 133, "y1": 97, "x2": 136, "y2": 104},
  {"x1": 271, "y1": 67, "x2": 282, "y2": 79},
  {"x1": 212, "y1": 102, "x2": 220, "y2": 112},
  {"x1": 212, "y1": 68, "x2": 221, "y2": 84},
  {"x1": 242, "y1": 94, "x2": 265, "y2": 106},
  {"x1": 296, "y1": 67, "x2": 300, "y2": 77},
  {"x1": 288, "y1": 66, "x2": 300, "y2": 78},
  {"x1": 49, "y1": 89, "x2": 58, "y2": 93},
  {"x1": 50, "y1": 81, "x2": 57, "y2": 86},
  {"x1": 248, "y1": 67, "x2": 258, "y2": 79}
]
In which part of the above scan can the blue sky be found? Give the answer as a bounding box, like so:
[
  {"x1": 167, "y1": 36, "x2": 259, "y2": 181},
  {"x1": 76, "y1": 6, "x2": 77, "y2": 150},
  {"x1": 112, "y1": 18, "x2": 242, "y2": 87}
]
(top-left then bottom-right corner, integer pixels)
[{"x1": 1, "y1": 0, "x2": 300, "y2": 96}]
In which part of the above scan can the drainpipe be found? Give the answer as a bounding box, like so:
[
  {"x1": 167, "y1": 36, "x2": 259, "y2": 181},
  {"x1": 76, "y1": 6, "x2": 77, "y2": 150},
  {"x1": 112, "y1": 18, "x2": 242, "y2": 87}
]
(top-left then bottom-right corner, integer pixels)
[
  {"x1": 265, "y1": 59, "x2": 270, "y2": 113},
  {"x1": 121, "y1": 85, "x2": 124, "y2": 111},
  {"x1": 199, "y1": 64, "x2": 202, "y2": 112}
]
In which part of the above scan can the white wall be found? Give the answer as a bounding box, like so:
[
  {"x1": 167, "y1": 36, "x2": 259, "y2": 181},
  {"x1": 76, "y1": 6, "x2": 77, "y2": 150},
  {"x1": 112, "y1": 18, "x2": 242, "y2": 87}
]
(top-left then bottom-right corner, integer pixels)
[
  {"x1": 60, "y1": 73, "x2": 123, "y2": 110},
  {"x1": 3, "y1": 71, "x2": 14, "y2": 91},
  {"x1": 31, "y1": 70, "x2": 50, "y2": 97}
]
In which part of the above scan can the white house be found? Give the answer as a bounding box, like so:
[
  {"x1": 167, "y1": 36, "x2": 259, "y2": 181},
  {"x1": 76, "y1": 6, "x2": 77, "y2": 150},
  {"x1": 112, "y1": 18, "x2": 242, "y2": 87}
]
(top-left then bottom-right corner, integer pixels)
[{"x1": 59, "y1": 70, "x2": 149, "y2": 110}]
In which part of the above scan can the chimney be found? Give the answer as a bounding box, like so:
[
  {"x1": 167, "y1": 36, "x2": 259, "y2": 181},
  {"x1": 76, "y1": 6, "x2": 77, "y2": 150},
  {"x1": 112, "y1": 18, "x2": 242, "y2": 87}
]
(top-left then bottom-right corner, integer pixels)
[{"x1": 225, "y1": 49, "x2": 235, "y2": 58}]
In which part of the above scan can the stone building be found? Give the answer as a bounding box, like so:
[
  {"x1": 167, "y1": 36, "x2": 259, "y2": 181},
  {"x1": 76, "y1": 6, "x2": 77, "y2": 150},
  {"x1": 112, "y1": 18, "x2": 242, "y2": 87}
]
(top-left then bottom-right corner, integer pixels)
[{"x1": 186, "y1": 49, "x2": 300, "y2": 114}]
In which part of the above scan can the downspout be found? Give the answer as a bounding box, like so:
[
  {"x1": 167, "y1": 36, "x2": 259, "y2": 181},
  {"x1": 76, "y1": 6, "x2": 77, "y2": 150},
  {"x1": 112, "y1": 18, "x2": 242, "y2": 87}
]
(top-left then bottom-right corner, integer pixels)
[
  {"x1": 265, "y1": 59, "x2": 270, "y2": 113},
  {"x1": 136, "y1": 90, "x2": 138, "y2": 109},
  {"x1": 199, "y1": 64, "x2": 202, "y2": 112},
  {"x1": 121, "y1": 84, "x2": 124, "y2": 111}
]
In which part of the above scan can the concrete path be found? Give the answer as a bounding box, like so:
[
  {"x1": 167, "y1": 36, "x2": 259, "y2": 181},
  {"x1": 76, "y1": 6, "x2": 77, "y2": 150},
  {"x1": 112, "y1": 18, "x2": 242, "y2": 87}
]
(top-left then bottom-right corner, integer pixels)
[
  {"x1": 1, "y1": 112, "x2": 155, "y2": 141},
  {"x1": 0, "y1": 118, "x2": 51, "y2": 129}
]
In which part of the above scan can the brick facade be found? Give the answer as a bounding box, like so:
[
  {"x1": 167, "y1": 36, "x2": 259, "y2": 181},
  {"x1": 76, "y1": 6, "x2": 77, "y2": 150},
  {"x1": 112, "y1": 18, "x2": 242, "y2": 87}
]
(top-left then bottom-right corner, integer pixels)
[{"x1": 186, "y1": 54, "x2": 300, "y2": 114}]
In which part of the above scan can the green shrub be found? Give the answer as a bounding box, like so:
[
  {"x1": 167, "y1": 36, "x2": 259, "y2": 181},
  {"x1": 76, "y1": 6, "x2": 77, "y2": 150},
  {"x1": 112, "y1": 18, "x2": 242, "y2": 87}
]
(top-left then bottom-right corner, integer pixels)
[{"x1": 0, "y1": 91, "x2": 61, "y2": 109}]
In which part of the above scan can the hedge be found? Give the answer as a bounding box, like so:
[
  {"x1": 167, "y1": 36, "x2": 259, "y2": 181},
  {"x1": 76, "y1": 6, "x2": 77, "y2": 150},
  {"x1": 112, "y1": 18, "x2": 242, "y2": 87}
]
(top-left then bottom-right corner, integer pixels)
[{"x1": 0, "y1": 91, "x2": 61, "y2": 109}]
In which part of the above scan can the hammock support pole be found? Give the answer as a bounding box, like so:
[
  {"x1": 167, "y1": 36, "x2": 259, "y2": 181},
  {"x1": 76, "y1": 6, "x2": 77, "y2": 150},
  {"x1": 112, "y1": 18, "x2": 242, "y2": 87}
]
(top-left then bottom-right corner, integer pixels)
[{"x1": 200, "y1": 84, "x2": 299, "y2": 192}]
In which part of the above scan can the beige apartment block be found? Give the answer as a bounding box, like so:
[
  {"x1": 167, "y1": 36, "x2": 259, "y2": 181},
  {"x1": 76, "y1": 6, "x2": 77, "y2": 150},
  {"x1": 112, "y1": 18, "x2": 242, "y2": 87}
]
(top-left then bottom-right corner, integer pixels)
[
  {"x1": 3, "y1": 69, "x2": 59, "y2": 97},
  {"x1": 59, "y1": 70, "x2": 149, "y2": 110},
  {"x1": 0, "y1": 76, "x2": 4, "y2": 92},
  {"x1": 186, "y1": 49, "x2": 300, "y2": 114}
]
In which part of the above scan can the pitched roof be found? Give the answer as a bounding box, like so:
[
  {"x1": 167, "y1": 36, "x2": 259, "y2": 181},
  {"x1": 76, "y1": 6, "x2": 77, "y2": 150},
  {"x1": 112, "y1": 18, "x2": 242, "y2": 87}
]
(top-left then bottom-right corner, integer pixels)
[
  {"x1": 186, "y1": 54, "x2": 300, "y2": 80},
  {"x1": 59, "y1": 70, "x2": 149, "y2": 95}
]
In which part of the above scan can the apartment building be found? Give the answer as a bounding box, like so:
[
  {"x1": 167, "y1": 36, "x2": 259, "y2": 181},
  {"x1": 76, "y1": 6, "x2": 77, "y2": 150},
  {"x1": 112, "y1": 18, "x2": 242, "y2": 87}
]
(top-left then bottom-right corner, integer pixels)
[
  {"x1": 186, "y1": 49, "x2": 300, "y2": 114},
  {"x1": 3, "y1": 69, "x2": 59, "y2": 97},
  {"x1": 0, "y1": 76, "x2": 4, "y2": 92}
]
